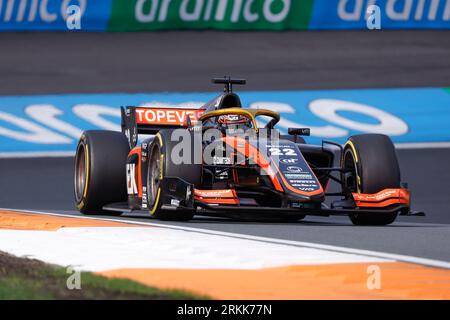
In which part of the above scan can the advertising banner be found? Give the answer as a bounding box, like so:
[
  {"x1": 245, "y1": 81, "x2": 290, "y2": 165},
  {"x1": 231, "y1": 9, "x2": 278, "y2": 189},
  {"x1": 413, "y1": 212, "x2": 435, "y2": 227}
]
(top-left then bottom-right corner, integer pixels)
[
  {"x1": 0, "y1": 0, "x2": 449, "y2": 31},
  {"x1": 107, "y1": 0, "x2": 313, "y2": 31},
  {"x1": 0, "y1": 0, "x2": 112, "y2": 31},
  {"x1": 309, "y1": 0, "x2": 450, "y2": 30},
  {"x1": 0, "y1": 87, "x2": 449, "y2": 157}
]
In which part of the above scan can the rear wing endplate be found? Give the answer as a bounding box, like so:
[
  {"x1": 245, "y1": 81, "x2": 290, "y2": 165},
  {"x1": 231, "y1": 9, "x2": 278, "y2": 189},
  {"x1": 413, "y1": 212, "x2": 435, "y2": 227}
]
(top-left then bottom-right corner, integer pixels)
[{"x1": 121, "y1": 106, "x2": 205, "y2": 149}]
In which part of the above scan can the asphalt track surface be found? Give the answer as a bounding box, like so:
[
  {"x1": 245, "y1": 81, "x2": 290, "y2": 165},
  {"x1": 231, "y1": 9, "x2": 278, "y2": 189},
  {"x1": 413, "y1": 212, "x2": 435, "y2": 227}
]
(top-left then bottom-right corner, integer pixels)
[
  {"x1": 0, "y1": 31, "x2": 449, "y2": 262},
  {"x1": 1, "y1": 30, "x2": 450, "y2": 94}
]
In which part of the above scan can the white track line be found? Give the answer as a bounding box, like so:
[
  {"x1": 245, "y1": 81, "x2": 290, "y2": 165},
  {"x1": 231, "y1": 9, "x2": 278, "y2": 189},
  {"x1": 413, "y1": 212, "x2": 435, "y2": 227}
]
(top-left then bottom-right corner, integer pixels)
[
  {"x1": 2, "y1": 208, "x2": 450, "y2": 270},
  {"x1": 0, "y1": 227, "x2": 390, "y2": 271}
]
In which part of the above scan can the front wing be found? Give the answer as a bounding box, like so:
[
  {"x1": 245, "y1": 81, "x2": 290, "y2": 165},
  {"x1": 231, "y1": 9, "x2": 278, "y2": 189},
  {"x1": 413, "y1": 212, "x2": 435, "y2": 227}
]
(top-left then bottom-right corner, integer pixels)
[{"x1": 147, "y1": 177, "x2": 422, "y2": 219}]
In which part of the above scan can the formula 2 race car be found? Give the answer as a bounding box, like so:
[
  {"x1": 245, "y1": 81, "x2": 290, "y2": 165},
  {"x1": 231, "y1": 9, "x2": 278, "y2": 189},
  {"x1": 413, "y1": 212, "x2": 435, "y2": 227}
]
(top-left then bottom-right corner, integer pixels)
[{"x1": 74, "y1": 77, "x2": 421, "y2": 225}]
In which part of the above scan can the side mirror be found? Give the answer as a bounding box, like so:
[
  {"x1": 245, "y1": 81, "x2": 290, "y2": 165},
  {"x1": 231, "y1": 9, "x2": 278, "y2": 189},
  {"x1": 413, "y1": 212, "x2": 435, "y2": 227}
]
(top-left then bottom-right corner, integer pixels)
[{"x1": 288, "y1": 128, "x2": 310, "y2": 136}]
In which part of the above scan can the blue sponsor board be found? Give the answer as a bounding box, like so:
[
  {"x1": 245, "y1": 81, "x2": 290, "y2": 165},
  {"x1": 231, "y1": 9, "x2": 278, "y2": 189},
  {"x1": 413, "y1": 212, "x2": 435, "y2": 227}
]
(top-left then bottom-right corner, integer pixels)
[
  {"x1": 0, "y1": 0, "x2": 111, "y2": 31},
  {"x1": 310, "y1": 0, "x2": 450, "y2": 30},
  {"x1": 0, "y1": 88, "x2": 450, "y2": 155}
]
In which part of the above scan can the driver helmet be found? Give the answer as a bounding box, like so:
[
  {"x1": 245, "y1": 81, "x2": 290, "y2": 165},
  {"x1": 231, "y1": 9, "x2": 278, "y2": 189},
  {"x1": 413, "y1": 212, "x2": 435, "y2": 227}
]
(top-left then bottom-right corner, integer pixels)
[
  {"x1": 217, "y1": 114, "x2": 249, "y2": 125},
  {"x1": 217, "y1": 114, "x2": 253, "y2": 133}
]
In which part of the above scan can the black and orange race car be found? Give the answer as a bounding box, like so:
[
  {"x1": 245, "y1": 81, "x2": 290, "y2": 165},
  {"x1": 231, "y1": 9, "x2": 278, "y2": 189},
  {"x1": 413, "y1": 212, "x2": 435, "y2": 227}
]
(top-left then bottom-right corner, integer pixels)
[{"x1": 74, "y1": 77, "x2": 422, "y2": 225}]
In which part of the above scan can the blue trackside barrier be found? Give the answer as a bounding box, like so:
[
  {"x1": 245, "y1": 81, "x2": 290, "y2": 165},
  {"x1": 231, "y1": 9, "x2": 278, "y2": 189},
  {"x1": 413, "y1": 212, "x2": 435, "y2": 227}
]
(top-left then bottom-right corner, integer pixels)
[
  {"x1": 0, "y1": 87, "x2": 449, "y2": 156},
  {"x1": 0, "y1": 0, "x2": 449, "y2": 32}
]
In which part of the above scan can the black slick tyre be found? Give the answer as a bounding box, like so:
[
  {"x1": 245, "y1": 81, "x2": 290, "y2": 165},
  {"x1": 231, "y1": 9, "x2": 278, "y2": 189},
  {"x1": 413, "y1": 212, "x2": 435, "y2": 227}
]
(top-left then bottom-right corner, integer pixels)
[
  {"x1": 74, "y1": 130, "x2": 130, "y2": 215},
  {"x1": 146, "y1": 129, "x2": 202, "y2": 221},
  {"x1": 342, "y1": 134, "x2": 401, "y2": 226}
]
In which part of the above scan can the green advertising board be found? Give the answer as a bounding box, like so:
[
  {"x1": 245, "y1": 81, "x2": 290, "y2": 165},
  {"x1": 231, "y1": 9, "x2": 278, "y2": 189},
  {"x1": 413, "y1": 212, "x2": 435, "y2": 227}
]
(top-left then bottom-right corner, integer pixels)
[{"x1": 108, "y1": 0, "x2": 314, "y2": 31}]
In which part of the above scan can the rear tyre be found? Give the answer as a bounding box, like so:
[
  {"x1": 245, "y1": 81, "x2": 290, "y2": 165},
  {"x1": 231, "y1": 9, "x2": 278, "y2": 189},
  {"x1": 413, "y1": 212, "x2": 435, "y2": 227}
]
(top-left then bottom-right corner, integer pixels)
[
  {"x1": 74, "y1": 131, "x2": 130, "y2": 215},
  {"x1": 147, "y1": 130, "x2": 202, "y2": 221},
  {"x1": 342, "y1": 134, "x2": 400, "y2": 226}
]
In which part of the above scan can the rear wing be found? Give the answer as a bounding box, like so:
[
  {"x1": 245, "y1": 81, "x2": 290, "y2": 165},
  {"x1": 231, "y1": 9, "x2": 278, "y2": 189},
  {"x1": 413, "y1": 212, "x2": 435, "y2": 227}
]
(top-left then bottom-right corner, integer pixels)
[{"x1": 121, "y1": 106, "x2": 205, "y2": 148}]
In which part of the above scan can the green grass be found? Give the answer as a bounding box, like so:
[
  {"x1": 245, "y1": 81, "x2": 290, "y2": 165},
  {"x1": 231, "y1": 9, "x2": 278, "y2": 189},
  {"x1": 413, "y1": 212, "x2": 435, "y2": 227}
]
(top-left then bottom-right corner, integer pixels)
[{"x1": 0, "y1": 251, "x2": 206, "y2": 300}]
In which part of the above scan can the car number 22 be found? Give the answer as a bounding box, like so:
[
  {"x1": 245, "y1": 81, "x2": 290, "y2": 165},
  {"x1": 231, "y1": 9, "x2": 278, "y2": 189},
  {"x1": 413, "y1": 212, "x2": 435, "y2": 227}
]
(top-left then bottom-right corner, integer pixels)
[{"x1": 268, "y1": 147, "x2": 297, "y2": 156}]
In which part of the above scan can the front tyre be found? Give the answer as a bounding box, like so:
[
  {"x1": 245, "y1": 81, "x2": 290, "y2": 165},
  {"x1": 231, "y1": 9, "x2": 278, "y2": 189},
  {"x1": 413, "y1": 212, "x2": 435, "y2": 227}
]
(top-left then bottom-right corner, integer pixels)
[
  {"x1": 74, "y1": 131, "x2": 130, "y2": 215},
  {"x1": 147, "y1": 130, "x2": 202, "y2": 221},
  {"x1": 342, "y1": 134, "x2": 401, "y2": 226}
]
